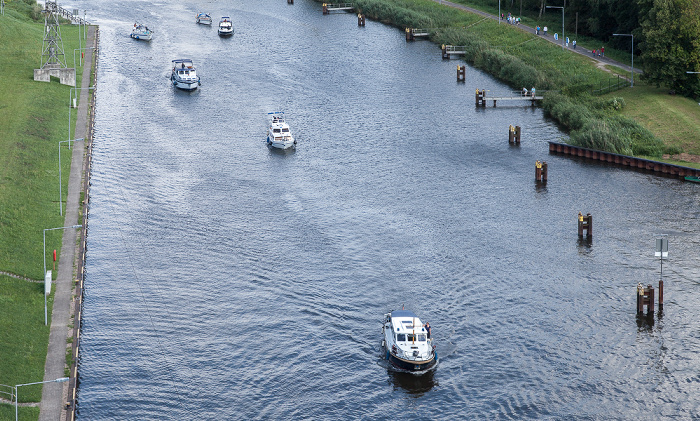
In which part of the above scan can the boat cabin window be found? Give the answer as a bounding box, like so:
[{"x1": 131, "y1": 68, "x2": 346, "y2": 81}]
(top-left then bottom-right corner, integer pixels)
[
  {"x1": 407, "y1": 334, "x2": 416, "y2": 342},
  {"x1": 282, "y1": 128, "x2": 289, "y2": 132},
  {"x1": 417, "y1": 334, "x2": 426, "y2": 341},
  {"x1": 273, "y1": 129, "x2": 281, "y2": 133},
  {"x1": 396, "y1": 333, "x2": 406, "y2": 342}
]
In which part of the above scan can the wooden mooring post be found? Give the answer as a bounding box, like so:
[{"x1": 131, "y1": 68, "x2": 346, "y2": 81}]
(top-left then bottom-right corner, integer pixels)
[
  {"x1": 637, "y1": 283, "x2": 655, "y2": 315},
  {"x1": 475, "y1": 89, "x2": 486, "y2": 107},
  {"x1": 357, "y1": 13, "x2": 365, "y2": 26},
  {"x1": 322, "y1": 3, "x2": 328, "y2": 14},
  {"x1": 457, "y1": 65, "x2": 465, "y2": 82},
  {"x1": 577, "y1": 212, "x2": 592, "y2": 238},
  {"x1": 535, "y1": 161, "x2": 548, "y2": 182},
  {"x1": 508, "y1": 125, "x2": 521, "y2": 144}
]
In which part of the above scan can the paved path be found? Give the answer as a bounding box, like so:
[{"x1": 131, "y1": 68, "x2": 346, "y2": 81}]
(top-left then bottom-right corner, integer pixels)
[
  {"x1": 432, "y1": 0, "x2": 640, "y2": 75},
  {"x1": 39, "y1": 25, "x2": 96, "y2": 421}
]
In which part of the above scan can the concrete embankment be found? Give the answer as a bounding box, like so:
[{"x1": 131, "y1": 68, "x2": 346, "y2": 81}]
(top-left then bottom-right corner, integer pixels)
[{"x1": 38, "y1": 24, "x2": 98, "y2": 421}]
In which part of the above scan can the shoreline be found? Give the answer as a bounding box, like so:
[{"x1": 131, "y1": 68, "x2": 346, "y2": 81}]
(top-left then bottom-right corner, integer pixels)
[{"x1": 38, "y1": 25, "x2": 98, "y2": 421}]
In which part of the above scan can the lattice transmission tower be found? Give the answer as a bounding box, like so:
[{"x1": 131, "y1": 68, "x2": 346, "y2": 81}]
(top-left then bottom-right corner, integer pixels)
[
  {"x1": 40, "y1": 1, "x2": 67, "y2": 70},
  {"x1": 34, "y1": 0, "x2": 75, "y2": 85}
]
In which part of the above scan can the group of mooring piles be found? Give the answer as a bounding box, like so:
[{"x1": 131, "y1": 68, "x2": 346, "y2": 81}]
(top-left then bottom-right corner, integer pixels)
[{"x1": 317, "y1": 4, "x2": 673, "y2": 321}]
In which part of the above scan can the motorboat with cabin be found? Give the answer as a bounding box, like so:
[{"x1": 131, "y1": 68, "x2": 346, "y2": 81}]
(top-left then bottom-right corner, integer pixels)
[
  {"x1": 266, "y1": 112, "x2": 296, "y2": 149},
  {"x1": 218, "y1": 17, "x2": 234, "y2": 36},
  {"x1": 196, "y1": 13, "x2": 212, "y2": 25},
  {"x1": 382, "y1": 309, "x2": 437, "y2": 372},
  {"x1": 130, "y1": 23, "x2": 152, "y2": 41},
  {"x1": 171, "y1": 59, "x2": 201, "y2": 91}
]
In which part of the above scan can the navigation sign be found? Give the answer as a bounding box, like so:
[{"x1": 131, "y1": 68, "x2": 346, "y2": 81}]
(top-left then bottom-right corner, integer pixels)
[{"x1": 655, "y1": 238, "x2": 668, "y2": 257}]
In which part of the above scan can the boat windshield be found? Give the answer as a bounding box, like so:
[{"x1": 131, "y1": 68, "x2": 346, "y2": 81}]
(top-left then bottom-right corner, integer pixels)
[
  {"x1": 396, "y1": 333, "x2": 406, "y2": 342},
  {"x1": 406, "y1": 333, "x2": 426, "y2": 342}
]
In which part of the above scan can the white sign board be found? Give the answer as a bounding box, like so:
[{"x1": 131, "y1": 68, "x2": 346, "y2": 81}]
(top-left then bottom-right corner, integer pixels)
[
  {"x1": 45, "y1": 270, "x2": 52, "y2": 295},
  {"x1": 655, "y1": 238, "x2": 668, "y2": 257}
]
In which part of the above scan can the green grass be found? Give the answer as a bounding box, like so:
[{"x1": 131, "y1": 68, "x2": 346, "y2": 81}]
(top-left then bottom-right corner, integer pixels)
[
  {"x1": 0, "y1": 3, "x2": 89, "y2": 417},
  {"x1": 608, "y1": 82, "x2": 700, "y2": 157},
  {"x1": 0, "y1": 276, "x2": 51, "y2": 414},
  {"x1": 0, "y1": 9, "x2": 85, "y2": 280}
]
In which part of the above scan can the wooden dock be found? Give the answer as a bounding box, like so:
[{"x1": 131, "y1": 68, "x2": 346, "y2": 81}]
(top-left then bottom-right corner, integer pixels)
[
  {"x1": 549, "y1": 141, "x2": 700, "y2": 178},
  {"x1": 441, "y1": 44, "x2": 467, "y2": 59},
  {"x1": 475, "y1": 89, "x2": 542, "y2": 106},
  {"x1": 406, "y1": 28, "x2": 433, "y2": 41},
  {"x1": 322, "y1": 2, "x2": 354, "y2": 14}
]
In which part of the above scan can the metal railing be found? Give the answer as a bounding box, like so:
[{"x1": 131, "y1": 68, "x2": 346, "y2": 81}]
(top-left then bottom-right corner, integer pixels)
[{"x1": 592, "y1": 75, "x2": 628, "y2": 95}]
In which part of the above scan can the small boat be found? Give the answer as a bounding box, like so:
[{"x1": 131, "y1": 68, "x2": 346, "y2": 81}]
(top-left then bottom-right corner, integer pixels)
[
  {"x1": 685, "y1": 175, "x2": 700, "y2": 183},
  {"x1": 382, "y1": 309, "x2": 437, "y2": 372},
  {"x1": 266, "y1": 112, "x2": 296, "y2": 149},
  {"x1": 130, "y1": 23, "x2": 152, "y2": 41},
  {"x1": 171, "y1": 59, "x2": 201, "y2": 91},
  {"x1": 196, "y1": 13, "x2": 212, "y2": 25},
  {"x1": 218, "y1": 17, "x2": 234, "y2": 36}
]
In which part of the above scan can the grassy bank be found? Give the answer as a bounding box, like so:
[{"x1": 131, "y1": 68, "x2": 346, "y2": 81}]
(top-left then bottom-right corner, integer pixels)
[
  {"x1": 338, "y1": 0, "x2": 678, "y2": 158},
  {"x1": 0, "y1": 2, "x2": 86, "y2": 416}
]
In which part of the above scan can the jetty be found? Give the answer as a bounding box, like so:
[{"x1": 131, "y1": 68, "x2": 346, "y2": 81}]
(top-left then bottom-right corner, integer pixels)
[
  {"x1": 406, "y1": 28, "x2": 433, "y2": 41},
  {"x1": 475, "y1": 89, "x2": 543, "y2": 106},
  {"x1": 322, "y1": 3, "x2": 354, "y2": 14}
]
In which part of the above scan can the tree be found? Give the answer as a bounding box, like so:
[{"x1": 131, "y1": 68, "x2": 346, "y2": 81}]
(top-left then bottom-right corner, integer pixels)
[{"x1": 638, "y1": 0, "x2": 700, "y2": 96}]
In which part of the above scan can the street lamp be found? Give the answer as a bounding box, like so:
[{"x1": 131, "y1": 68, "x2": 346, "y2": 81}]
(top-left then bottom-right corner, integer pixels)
[
  {"x1": 613, "y1": 33, "x2": 634, "y2": 87},
  {"x1": 43, "y1": 225, "x2": 81, "y2": 325},
  {"x1": 15, "y1": 377, "x2": 69, "y2": 421},
  {"x1": 498, "y1": 0, "x2": 500, "y2": 25},
  {"x1": 68, "y1": 86, "x2": 94, "y2": 140},
  {"x1": 546, "y1": 5, "x2": 565, "y2": 50},
  {"x1": 58, "y1": 138, "x2": 83, "y2": 216}
]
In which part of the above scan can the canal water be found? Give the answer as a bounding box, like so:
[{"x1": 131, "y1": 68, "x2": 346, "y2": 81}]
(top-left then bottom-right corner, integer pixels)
[{"x1": 76, "y1": 0, "x2": 700, "y2": 419}]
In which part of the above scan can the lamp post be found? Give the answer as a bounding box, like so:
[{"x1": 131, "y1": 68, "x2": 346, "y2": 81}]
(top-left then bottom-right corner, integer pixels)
[
  {"x1": 613, "y1": 33, "x2": 634, "y2": 87},
  {"x1": 68, "y1": 86, "x2": 94, "y2": 140},
  {"x1": 546, "y1": 5, "x2": 564, "y2": 50},
  {"x1": 15, "y1": 377, "x2": 69, "y2": 421},
  {"x1": 58, "y1": 138, "x2": 83, "y2": 215},
  {"x1": 43, "y1": 225, "x2": 81, "y2": 325},
  {"x1": 498, "y1": 0, "x2": 500, "y2": 25}
]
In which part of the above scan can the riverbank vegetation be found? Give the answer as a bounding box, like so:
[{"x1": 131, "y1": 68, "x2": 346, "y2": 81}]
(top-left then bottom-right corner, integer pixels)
[
  {"x1": 0, "y1": 2, "x2": 85, "y2": 414},
  {"x1": 347, "y1": 0, "x2": 677, "y2": 158}
]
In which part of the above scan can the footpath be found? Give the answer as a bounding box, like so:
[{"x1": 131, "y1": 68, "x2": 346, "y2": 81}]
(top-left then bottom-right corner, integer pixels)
[
  {"x1": 38, "y1": 25, "x2": 97, "y2": 421},
  {"x1": 432, "y1": 0, "x2": 640, "y2": 75}
]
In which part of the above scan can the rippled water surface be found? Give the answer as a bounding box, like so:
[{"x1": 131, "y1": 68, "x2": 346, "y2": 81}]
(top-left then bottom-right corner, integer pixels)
[{"x1": 77, "y1": 0, "x2": 700, "y2": 419}]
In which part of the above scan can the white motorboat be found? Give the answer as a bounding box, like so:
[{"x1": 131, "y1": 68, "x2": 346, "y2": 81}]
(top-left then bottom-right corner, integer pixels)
[
  {"x1": 170, "y1": 59, "x2": 201, "y2": 91},
  {"x1": 196, "y1": 13, "x2": 212, "y2": 25},
  {"x1": 130, "y1": 23, "x2": 152, "y2": 41},
  {"x1": 266, "y1": 112, "x2": 296, "y2": 149},
  {"x1": 382, "y1": 309, "x2": 437, "y2": 372},
  {"x1": 218, "y1": 17, "x2": 234, "y2": 36}
]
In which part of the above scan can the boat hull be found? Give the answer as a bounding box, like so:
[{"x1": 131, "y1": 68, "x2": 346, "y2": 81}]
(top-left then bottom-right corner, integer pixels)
[
  {"x1": 218, "y1": 29, "x2": 233, "y2": 36},
  {"x1": 385, "y1": 349, "x2": 437, "y2": 372},
  {"x1": 196, "y1": 18, "x2": 212, "y2": 25},
  {"x1": 130, "y1": 33, "x2": 152, "y2": 41},
  {"x1": 266, "y1": 136, "x2": 295, "y2": 149},
  {"x1": 171, "y1": 78, "x2": 199, "y2": 91}
]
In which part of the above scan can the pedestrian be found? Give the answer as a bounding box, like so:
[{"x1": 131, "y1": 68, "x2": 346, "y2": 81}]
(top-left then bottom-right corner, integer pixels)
[
  {"x1": 501, "y1": 13, "x2": 504, "y2": 20},
  {"x1": 601, "y1": 46, "x2": 605, "y2": 57},
  {"x1": 536, "y1": 25, "x2": 540, "y2": 35},
  {"x1": 531, "y1": 87, "x2": 536, "y2": 98},
  {"x1": 543, "y1": 26, "x2": 547, "y2": 36},
  {"x1": 522, "y1": 87, "x2": 528, "y2": 96},
  {"x1": 425, "y1": 322, "x2": 431, "y2": 340},
  {"x1": 573, "y1": 40, "x2": 576, "y2": 49},
  {"x1": 592, "y1": 48, "x2": 596, "y2": 56}
]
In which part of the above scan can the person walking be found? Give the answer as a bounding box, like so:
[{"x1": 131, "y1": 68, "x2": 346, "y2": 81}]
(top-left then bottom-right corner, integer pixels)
[
  {"x1": 536, "y1": 25, "x2": 540, "y2": 35},
  {"x1": 573, "y1": 40, "x2": 576, "y2": 49},
  {"x1": 601, "y1": 46, "x2": 605, "y2": 57},
  {"x1": 531, "y1": 87, "x2": 536, "y2": 98},
  {"x1": 543, "y1": 26, "x2": 547, "y2": 35}
]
